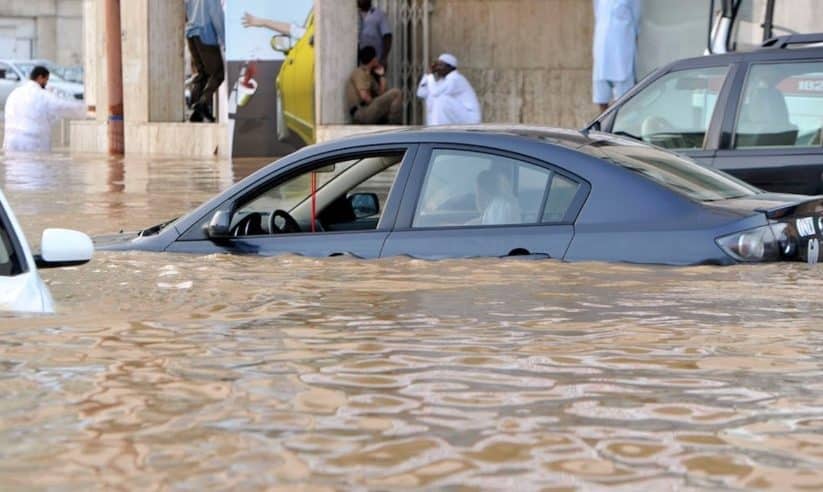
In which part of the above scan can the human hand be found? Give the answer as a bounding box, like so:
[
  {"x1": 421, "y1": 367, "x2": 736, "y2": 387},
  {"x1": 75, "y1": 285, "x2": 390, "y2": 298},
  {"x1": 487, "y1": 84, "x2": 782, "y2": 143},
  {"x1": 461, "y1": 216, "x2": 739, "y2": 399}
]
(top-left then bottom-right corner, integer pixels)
[
  {"x1": 373, "y1": 64, "x2": 385, "y2": 77},
  {"x1": 241, "y1": 12, "x2": 259, "y2": 28}
]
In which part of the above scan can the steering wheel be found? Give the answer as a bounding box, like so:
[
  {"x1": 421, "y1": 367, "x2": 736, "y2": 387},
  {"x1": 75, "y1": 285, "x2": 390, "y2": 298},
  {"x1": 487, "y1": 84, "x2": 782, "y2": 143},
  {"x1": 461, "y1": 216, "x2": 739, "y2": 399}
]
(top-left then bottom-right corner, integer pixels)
[
  {"x1": 268, "y1": 209, "x2": 302, "y2": 234},
  {"x1": 232, "y1": 212, "x2": 266, "y2": 237}
]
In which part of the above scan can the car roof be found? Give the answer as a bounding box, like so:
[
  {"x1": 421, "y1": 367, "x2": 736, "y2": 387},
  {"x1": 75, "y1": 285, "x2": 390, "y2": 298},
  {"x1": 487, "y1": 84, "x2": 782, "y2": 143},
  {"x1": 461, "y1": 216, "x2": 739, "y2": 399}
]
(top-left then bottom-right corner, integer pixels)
[
  {"x1": 660, "y1": 44, "x2": 823, "y2": 72},
  {"x1": 310, "y1": 125, "x2": 601, "y2": 153}
]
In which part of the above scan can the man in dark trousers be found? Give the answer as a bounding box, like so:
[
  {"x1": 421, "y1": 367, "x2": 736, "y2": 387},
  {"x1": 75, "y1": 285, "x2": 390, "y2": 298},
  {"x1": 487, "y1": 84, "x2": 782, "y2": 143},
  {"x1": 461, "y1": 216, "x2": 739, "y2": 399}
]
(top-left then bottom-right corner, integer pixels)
[
  {"x1": 357, "y1": 0, "x2": 392, "y2": 67},
  {"x1": 185, "y1": 0, "x2": 225, "y2": 122}
]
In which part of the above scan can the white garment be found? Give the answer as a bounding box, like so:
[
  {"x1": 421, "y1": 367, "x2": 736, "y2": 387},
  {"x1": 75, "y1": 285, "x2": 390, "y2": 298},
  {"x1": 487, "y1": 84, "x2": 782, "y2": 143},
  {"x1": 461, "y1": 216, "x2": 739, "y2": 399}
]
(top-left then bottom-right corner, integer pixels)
[
  {"x1": 481, "y1": 196, "x2": 521, "y2": 225},
  {"x1": 3, "y1": 81, "x2": 86, "y2": 153},
  {"x1": 416, "y1": 71, "x2": 481, "y2": 126},
  {"x1": 592, "y1": 0, "x2": 640, "y2": 82}
]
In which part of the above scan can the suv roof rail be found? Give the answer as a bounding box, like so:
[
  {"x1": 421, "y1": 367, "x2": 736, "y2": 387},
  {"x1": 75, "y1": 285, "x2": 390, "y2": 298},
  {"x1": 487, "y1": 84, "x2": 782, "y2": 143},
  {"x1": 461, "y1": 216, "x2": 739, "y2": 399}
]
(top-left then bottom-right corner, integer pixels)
[{"x1": 761, "y1": 33, "x2": 823, "y2": 49}]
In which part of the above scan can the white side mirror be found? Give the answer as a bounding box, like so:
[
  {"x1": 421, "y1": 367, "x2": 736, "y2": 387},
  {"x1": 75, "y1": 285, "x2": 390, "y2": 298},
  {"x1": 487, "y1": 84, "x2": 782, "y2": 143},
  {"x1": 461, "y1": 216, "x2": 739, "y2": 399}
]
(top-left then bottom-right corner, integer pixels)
[
  {"x1": 36, "y1": 228, "x2": 94, "y2": 269},
  {"x1": 271, "y1": 34, "x2": 292, "y2": 53}
]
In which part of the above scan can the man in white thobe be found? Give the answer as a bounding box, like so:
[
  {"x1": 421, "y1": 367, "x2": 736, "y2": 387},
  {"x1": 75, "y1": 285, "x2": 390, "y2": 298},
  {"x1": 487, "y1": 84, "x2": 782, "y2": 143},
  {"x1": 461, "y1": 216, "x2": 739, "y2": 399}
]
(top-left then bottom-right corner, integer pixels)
[
  {"x1": 3, "y1": 66, "x2": 86, "y2": 153},
  {"x1": 417, "y1": 54, "x2": 481, "y2": 126},
  {"x1": 592, "y1": 0, "x2": 641, "y2": 111}
]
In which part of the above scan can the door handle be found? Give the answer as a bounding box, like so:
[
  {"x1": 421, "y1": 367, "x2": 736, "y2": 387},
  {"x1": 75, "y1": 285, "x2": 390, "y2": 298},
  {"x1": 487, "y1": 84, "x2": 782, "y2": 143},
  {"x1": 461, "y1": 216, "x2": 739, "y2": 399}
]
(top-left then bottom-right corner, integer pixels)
[
  {"x1": 505, "y1": 248, "x2": 551, "y2": 259},
  {"x1": 328, "y1": 252, "x2": 363, "y2": 259}
]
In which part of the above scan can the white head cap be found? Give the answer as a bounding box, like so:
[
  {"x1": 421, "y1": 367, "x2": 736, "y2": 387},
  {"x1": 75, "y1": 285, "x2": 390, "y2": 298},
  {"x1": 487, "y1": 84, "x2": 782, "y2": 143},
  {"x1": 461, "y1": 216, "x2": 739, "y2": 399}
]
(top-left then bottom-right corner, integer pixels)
[{"x1": 438, "y1": 53, "x2": 458, "y2": 68}]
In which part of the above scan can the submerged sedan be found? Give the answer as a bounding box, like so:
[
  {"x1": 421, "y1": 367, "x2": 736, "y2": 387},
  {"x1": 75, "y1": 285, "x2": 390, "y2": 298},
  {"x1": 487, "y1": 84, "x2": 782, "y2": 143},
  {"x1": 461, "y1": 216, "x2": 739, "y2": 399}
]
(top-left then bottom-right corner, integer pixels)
[{"x1": 101, "y1": 127, "x2": 823, "y2": 265}]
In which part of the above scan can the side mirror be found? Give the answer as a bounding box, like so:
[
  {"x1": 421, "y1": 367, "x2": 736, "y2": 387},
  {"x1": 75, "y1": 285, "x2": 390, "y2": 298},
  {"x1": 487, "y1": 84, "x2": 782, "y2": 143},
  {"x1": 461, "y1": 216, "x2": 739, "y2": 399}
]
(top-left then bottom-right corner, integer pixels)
[
  {"x1": 35, "y1": 228, "x2": 93, "y2": 269},
  {"x1": 349, "y1": 193, "x2": 379, "y2": 218},
  {"x1": 271, "y1": 34, "x2": 292, "y2": 54},
  {"x1": 205, "y1": 210, "x2": 231, "y2": 238}
]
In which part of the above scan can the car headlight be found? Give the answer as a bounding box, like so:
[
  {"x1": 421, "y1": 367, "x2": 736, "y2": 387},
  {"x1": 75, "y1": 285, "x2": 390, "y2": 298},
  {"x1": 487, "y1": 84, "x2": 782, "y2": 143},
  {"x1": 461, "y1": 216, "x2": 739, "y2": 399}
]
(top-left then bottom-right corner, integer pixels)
[{"x1": 716, "y1": 224, "x2": 792, "y2": 262}]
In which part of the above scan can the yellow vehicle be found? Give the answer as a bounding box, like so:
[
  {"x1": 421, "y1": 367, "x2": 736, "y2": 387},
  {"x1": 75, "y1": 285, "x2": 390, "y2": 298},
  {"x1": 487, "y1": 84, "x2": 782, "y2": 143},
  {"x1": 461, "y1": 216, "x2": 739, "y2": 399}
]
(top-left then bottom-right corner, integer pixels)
[{"x1": 272, "y1": 11, "x2": 315, "y2": 145}]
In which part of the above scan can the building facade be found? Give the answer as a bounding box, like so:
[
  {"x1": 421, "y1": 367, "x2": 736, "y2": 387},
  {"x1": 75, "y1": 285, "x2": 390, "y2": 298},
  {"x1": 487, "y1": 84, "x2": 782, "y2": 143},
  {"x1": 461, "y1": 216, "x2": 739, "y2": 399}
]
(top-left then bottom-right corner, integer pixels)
[{"x1": 0, "y1": 0, "x2": 83, "y2": 65}]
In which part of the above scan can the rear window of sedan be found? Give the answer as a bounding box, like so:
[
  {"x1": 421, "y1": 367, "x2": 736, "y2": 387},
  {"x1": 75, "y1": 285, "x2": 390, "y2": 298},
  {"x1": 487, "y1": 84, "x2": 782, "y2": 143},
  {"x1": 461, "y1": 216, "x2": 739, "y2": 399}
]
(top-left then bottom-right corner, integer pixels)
[{"x1": 584, "y1": 137, "x2": 759, "y2": 202}]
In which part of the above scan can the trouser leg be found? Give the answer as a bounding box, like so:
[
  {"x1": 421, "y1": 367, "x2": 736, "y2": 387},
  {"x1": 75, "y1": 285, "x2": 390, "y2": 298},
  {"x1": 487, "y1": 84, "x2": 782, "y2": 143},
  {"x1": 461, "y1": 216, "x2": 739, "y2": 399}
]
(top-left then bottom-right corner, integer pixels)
[
  {"x1": 354, "y1": 88, "x2": 402, "y2": 124},
  {"x1": 192, "y1": 37, "x2": 225, "y2": 108},
  {"x1": 187, "y1": 36, "x2": 207, "y2": 107}
]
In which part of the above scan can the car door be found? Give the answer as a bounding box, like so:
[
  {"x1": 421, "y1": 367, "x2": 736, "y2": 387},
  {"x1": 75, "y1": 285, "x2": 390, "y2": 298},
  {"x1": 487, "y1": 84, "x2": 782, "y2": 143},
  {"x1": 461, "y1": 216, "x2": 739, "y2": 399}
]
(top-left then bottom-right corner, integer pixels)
[
  {"x1": 167, "y1": 145, "x2": 418, "y2": 258},
  {"x1": 603, "y1": 63, "x2": 737, "y2": 167},
  {"x1": 713, "y1": 59, "x2": 823, "y2": 195},
  {"x1": 380, "y1": 145, "x2": 588, "y2": 260},
  {"x1": 291, "y1": 12, "x2": 315, "y2": 144},
  {"x1": 0, "y1": 62, "x2": 21, "y2": 109}
]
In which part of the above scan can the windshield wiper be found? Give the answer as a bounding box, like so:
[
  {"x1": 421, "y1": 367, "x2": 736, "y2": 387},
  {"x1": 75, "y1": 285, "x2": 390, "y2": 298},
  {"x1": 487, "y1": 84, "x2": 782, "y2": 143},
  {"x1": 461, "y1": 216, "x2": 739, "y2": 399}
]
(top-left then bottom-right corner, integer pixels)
[
  {"x1": 138, "y1": 218, "x2": 177, "y2": 237},
  {"x1": 613, "y1": 130, "x2": 643, "y2": 141}
]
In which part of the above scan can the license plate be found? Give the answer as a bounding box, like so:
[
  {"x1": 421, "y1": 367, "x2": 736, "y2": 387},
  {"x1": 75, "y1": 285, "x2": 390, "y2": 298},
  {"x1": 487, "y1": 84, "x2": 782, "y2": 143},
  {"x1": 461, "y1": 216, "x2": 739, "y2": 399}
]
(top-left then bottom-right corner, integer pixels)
[{"x1": 796, "y1": 217, "x2": 817, "y2": 237}]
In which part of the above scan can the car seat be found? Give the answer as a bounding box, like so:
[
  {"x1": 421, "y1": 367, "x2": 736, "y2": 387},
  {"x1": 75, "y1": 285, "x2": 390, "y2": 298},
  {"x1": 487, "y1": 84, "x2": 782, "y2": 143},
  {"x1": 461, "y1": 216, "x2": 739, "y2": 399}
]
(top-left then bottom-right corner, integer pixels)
[{"x1": 736, "y1": 87, "x2": 798, "y2": 147}]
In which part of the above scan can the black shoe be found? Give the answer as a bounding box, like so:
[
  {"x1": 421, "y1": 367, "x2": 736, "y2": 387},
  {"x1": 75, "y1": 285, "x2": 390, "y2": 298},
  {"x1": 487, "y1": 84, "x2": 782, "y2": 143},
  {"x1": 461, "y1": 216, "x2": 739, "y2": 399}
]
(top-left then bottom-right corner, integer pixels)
[
  {"x1": 194, "y1": 102, "x2": 215, "y2": 123},
  {"x1": 189, "y1": 109, "x2": 204, "y2": 122}
]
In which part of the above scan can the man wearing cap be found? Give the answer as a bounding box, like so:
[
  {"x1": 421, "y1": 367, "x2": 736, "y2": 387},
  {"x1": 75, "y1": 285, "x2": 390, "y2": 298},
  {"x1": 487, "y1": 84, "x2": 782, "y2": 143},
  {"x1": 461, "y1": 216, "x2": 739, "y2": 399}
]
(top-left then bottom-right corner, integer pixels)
[
  {"x1": 416, "y1": 54, "x2": 481, "y2": 126},
  {"x1": 346, "y1": 46, "x2": 403, "y2": 125}
]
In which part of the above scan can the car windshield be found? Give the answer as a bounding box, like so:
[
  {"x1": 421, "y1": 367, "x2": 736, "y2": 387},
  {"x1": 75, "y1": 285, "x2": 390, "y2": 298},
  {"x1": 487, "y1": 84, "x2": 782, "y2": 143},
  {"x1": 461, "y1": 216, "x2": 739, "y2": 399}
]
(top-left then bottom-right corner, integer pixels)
[
  {"x1": 584, "y1": 136, "x2": 760, "y2": 202},
  {"x1": 15, "y1": 63, "x2": 67, "y2": 83}
]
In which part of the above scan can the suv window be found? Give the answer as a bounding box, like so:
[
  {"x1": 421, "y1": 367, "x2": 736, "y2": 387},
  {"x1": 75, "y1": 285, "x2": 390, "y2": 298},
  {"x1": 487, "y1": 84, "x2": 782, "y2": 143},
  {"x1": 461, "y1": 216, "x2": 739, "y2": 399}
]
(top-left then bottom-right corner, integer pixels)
[
  {"x1": 735, "y1": 62, "x2": 823, "y2": 149},
  {"x1": 612, "y1": 66, "x2": 729, "y2": 150},
  {"x1": 412, "y1": 149, "x2": 578, "y2": 228}
]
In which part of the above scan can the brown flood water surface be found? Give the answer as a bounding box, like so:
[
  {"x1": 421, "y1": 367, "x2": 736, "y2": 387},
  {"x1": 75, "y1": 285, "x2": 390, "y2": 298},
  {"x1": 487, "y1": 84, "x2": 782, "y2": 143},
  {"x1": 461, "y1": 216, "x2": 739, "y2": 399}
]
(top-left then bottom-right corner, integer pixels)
[{"x1": 1, "y1": 153, "x2": 823, "y2": 490}]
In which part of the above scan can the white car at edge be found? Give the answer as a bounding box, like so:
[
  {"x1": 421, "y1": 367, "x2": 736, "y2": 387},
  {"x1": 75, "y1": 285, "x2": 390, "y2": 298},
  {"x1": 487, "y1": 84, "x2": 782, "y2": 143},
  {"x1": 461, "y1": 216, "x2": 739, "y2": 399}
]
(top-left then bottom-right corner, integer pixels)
[{"x1": 1, "y1": 188, "x2": 93, "y2": 313}]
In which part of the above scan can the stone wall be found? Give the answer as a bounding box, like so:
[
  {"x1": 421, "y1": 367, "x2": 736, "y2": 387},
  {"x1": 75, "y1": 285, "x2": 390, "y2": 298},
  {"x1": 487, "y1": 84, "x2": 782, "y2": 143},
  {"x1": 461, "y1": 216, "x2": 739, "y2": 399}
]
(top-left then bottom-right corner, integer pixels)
[
  {"x1": 430, "y1": 0, "x2": 596, "y2": 128},
  {"x1": 0, "y1": 0, "x2": 83, "y2": 65}
]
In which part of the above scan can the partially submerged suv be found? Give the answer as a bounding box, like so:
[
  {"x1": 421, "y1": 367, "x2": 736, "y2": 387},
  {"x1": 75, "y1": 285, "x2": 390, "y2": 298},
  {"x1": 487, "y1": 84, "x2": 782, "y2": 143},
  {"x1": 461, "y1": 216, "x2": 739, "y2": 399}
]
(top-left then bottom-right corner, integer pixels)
[{"x1": 588, "y1": 34, "x2": 823, "y2": 196}]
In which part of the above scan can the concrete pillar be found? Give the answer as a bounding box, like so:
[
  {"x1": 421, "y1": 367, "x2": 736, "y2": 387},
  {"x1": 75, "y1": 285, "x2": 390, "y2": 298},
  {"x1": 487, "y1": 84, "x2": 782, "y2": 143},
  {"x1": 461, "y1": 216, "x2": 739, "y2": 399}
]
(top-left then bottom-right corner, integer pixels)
[
  {"x1": 93, "y1": 0, "x2": 109, "y2": 122},
  {"x1": 120, "y1": 0, "x2": 185, "y2": 124},
  {"x1": 315, "y1": 0, "x2": 358, "y2": 125},
  {"x1": 35, "y1": 15, "x2": 58, "y2": 60},
  {"x1": 82, "y1": 0, "x2": 96, "y2": 111}
]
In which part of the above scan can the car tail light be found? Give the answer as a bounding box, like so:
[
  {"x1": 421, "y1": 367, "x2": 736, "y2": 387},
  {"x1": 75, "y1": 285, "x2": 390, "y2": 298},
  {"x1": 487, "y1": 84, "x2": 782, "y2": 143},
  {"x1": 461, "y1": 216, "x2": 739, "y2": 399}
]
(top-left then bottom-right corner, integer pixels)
[{"x1": 716, "y1": 224, "x2": 792, "y2": 262}]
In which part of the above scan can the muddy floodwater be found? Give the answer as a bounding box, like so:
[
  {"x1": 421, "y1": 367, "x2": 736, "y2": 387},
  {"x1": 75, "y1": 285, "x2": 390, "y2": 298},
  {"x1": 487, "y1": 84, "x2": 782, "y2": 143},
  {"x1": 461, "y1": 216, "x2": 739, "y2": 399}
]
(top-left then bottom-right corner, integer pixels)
[{"x1": 2, "y1": 153, "x2": 823, "y2": 490}]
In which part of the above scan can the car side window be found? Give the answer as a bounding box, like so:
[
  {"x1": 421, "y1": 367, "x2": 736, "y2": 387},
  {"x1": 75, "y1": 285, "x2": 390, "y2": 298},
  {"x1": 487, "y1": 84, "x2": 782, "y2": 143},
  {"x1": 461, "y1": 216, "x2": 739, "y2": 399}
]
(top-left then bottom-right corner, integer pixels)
[
  {"x1": 0, "y1": 211, "x2": 23, "y2": 277},
  {"x1": 231, "y1": 152, "x2": 404, "y2": 236},
  {"x1": 0, "y1": 63, "x2": 18, "y2": 81},
  {"x1": 734, "y1": 62, "x2": 823, "y2": 149},
  {"x1": 612, "y1": 66, "x2": 729, "y2": 150},
  {"x1": 412, "y1": 149, "x2": 553, "y2": 228},
  {"x1": 542, "y1": 175, "x2": 581, "y2": 223}
]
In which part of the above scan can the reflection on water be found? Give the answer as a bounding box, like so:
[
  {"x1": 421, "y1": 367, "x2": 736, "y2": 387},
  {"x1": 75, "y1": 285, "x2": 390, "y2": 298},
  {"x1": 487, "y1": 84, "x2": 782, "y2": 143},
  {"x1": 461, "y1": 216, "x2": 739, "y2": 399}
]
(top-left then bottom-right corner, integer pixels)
[{"x1": 1, "y1": 153, "x2": 823, "y2": 489}]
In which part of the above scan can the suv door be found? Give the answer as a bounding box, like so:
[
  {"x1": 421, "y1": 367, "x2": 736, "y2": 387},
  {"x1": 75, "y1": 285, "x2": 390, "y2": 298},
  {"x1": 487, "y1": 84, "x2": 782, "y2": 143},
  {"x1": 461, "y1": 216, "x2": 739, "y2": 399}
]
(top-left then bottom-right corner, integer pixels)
[
  {"x1": 714, "y1": 59, "x2": 823, "y2": 195},
  {"x1": 169, "y1": 145, "x2": 417, "y2": 258},
  {"x1": 601, "y1": 63, "x2": 735, "y2": 166},
  {"x1": 380, "y1": 146, "x2": 588, "y2": 259}
]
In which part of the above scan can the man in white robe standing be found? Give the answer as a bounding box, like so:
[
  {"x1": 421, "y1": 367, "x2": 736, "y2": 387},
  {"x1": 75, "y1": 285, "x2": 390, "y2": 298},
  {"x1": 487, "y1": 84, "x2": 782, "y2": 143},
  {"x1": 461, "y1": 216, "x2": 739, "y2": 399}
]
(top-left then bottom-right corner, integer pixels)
[
  {"x1": 3, "y1": 66, "x2": 86, "y2": 153},
  {"x1": 417, "y1": 54, "x2": 482, "y2": 126},
  {"x1": 592, "y1": 0, "x2": 641, "y2": 112}
]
